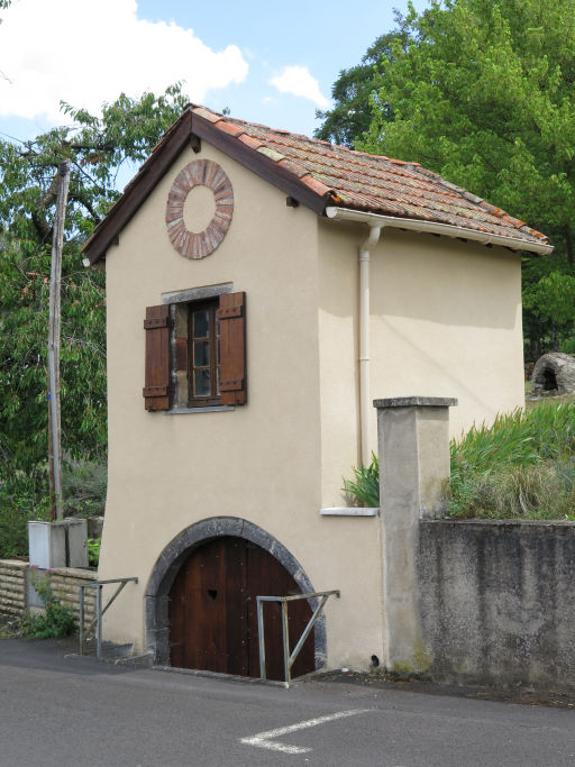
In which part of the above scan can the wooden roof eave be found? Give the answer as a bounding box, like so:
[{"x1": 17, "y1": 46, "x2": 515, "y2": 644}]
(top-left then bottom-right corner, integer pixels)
[
  {"x1": 82, "y1": 109, "x2": 330, "y2": 265},
  {"x1": 83, "y1": 110, "x2": 194, "y2": 265}
]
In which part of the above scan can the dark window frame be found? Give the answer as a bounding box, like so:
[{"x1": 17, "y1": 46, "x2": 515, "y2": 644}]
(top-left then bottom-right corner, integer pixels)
[{"x1": 186, "y1": 298, "x2": 221, "y2": 407}]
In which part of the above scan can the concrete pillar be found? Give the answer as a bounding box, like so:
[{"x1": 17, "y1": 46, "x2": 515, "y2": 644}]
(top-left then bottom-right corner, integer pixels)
[
  {"x1": 373, "y1": 396, "x2": 456, "y2": 673},
  {"x1": 28, "y1": 519, "x2": 89, "y2": 569},
  {"x1": 61, "y1": 518, "x2": 89, "y2": 568},
  {"x1": 28, "y1": 521, "x2": 66, "y2": 569}
]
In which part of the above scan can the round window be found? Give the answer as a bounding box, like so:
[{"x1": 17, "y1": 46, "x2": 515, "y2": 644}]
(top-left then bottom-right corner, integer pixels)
[{"x1": 165, "y1": 160, "x2": 234, "y2": 259}]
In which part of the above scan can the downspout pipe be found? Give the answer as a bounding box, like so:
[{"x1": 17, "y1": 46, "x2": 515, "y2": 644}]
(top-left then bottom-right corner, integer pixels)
[{"x1": 359, "y1": 225, "x2": 382, "y2": 466}]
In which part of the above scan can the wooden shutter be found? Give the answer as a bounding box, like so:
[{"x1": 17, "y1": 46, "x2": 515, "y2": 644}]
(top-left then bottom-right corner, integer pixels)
[
  {"x1": 218, "y1": 292, "x2": 247, "y2": 406},
  {"x1": 143, "y1": 304, "x2": 171, "y2": 411}
]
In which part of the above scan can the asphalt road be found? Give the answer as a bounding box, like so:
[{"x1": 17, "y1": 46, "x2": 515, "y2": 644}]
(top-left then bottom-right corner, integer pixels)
[{"x1": 0, "y1": 639, "x2": 574, "y2": 767}]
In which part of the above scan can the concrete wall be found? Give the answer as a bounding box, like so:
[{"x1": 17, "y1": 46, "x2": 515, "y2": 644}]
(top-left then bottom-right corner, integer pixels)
[
  {"x1": 419, "y1": 520, "x2": 575, "y2": 692},
  {"x1": 318, "y1": 221, "x2": 525, "y2": 506},
  {"x1": 101, "y1": 140, "x2": 384, "y2": 669}
]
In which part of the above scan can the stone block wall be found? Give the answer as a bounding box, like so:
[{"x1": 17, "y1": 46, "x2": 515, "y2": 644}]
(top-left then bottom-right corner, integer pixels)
[
  {"x1": 44, "y1": 567, "x2": 97, "y2": 627},
  {"x1": 0, "y1": 560, "x2": 28, "y2": 617},
  {"x1": 0, "y1": 560, "x2": 96, "y2": 629},
  {"x1": 418, "y1": 520, "x2": 575, "y2": 692}
]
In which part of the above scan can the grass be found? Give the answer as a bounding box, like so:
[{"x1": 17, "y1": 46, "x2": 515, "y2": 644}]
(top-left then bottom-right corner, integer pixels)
[
  {"x1": 448, "y1": 401, "x2": 575, "y2": 521},
  {"x1": 19, "y1": 578, "x2": 76, "y2": 640},
  {"x1": 343, "y1": 398, "x2": 575, "y2": 521}
]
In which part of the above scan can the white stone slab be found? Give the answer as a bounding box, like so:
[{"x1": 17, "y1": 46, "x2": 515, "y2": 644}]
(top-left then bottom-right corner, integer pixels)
[{"x1": 320, "y1": 507, "x2": 379, "y2": 517}]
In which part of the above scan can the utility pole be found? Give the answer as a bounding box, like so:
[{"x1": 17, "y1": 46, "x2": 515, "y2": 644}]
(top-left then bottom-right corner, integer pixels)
[{"x1": 47, "y1": 160, "x2": 70, "y2": 522}]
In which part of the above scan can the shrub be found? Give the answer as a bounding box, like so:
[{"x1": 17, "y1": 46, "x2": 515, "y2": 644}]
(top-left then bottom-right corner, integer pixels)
[
  {"x1": 342, "y1": 453, "x2": 379, "y2": 507},
  {"x1": 560, "y1": 337, "x2": 575, "y2": 356},
  {"x1": 20, "y1": 578, "x2": 76, "y2": 639},
  {"x1": 87, "y1": 537, "x2": 101, "y2": 568},
  {"x1": 62, "y1": 456, "x2": 107, "y2": 518},
  {"x1": 0, "y1": 465, "x2": 50, "y2": 559}
]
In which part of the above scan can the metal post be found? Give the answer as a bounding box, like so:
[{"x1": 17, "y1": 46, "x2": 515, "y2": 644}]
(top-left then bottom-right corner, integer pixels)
[
  {"x1": 77, "y1": 577, "x2": 138, "y2": 658},
  {"x1": 95, "y1": 584, "x2": 102, "y2": 660},
  {"x1": 79, "y1": 585, "x2": 85, "y2": 655},
  {"x1": 255, "y1": 591, "x2": 340, "y2": 685},
  {"x1": 257, "y1": 597, "x2": 266, "y2": 680},
  {"x1": 281, "y1": 601, "x2": 291, "y2": 688},
  {"x1": 289, "y1": 594, "x2": 328, "y2": 670}
]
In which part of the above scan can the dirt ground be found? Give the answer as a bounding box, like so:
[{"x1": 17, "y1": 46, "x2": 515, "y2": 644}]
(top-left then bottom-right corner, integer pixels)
[{"x1": 316, "y1": 668, "x2": 575, "y2": 710}]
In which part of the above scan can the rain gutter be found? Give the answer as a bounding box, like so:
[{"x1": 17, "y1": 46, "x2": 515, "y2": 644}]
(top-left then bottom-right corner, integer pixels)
[{"x1": 325, "y1": 207, "x2": 553, "y2": 256}]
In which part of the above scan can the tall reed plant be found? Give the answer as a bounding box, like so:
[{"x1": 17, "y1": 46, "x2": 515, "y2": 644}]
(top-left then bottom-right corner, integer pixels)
[{"x1": 448, "y1": 402, "x2": 575, "y2": 520}]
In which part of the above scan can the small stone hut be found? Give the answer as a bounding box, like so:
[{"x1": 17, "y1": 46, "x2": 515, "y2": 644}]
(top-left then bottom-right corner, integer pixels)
[{"x1": 531, "y1": 352, "x2": 575, "y2": 395}]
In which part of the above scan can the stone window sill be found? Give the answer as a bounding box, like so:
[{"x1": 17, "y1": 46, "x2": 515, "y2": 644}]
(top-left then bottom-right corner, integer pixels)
[
  {"x1": 165, "y1": 406, "x2": 235, "y2": 415},
  {"x1": 320, "y1": 507, "x2": 379, "y2": 517}
]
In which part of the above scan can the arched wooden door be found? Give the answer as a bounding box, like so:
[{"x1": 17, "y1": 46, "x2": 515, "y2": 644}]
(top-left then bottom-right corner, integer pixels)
[{"x1": 168, "y1": 536, "x2": 315, "y2": 681}]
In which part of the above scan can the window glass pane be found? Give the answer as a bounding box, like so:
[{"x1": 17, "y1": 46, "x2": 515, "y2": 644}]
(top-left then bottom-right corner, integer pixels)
[
  {"x1": 192, "y1": 309, "x2": 209, "y2": 338},
  {"x1": 194, "y1": 341, "x2": 210, "y2": 366},
  {"x1": 193, "y1": 369, "x2": 211, "y2": 398}
]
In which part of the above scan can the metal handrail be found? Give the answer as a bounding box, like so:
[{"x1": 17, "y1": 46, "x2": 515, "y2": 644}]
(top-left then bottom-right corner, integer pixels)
[
  {"x1": 256, "y1": 589, "x2": 340, "y2": 688},
  {"x1": 79, "y1": 577, "x2": 138, "y2": 659}
]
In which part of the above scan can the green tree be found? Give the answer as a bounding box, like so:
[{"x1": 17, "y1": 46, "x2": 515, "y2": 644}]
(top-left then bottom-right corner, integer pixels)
[
  {"x1": 0, "y1": 85, "x2": 188, "y2": 486},
  {"x1": 314, "y1": 21, "x2": 412, "y2": 147},
  {"x1": 523, "y1": 271, "x2": 575, "y2": 352}
]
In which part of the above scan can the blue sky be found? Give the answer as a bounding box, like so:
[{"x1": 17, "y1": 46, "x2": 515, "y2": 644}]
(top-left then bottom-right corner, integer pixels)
[{"x1": 0, "y1": 0, "x2": 430, "y2": 154}]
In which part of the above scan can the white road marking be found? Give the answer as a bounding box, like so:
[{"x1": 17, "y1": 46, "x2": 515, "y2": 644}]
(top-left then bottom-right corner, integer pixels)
[{"x1": 240, "y1": 708, "x2": 372, "y2": 754}]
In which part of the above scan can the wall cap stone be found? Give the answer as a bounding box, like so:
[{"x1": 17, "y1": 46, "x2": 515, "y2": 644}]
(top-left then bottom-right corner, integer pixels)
[
  {"x1": 373, "y1": 396, "x2": 458, "y2": 409},
  {"x1": 45, "y1": 566, "x2": 97, "y2": 579},
  {"x1": 421, "y1": 518, "x2": 575, "y2": 528},
  {"x1": 0, "y1": 559, "x2": 29, "y2": 569}
]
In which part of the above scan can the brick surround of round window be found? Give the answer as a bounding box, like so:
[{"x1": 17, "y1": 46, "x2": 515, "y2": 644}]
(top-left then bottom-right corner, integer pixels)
[{"x1": 165, "y1": 160, "x2": 234, "y2": 259}]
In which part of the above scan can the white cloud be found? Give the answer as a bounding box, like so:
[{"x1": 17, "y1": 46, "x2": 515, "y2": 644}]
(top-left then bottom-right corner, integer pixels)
[
  {"x1": 270, "y1": 65, "x2": 329, "y2": 108},
  {"x1": 0, "y1": 0, "x2": 249, "y2": 122}
]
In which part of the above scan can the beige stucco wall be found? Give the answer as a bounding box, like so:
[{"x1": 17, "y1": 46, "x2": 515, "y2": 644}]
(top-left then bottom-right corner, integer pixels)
[
  {"x1": 318, "y1": 219, "x2": 525, "y2": 507},
  {"x1": 100, "y1": 141, "x2": 384, "y2": 671},
  {"x1": 100, "y1": 132, "x2": 525, "y2": 673}
]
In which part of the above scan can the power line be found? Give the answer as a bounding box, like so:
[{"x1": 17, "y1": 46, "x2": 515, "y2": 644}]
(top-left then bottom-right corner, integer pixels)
[{"x1": 0, "y1": 129, "x2": 27, "y2": 145}]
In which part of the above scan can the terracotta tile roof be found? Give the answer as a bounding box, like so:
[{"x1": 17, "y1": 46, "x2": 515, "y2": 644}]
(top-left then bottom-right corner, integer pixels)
[
  {"x1": 189, "y1": 105, "x2": 549, "y2": 249},
  {"x1": 83, "y1": 104, "x2": 551, "y2": 264}
]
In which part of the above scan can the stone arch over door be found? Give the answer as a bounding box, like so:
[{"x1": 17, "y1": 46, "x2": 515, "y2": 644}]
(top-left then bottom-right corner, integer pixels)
[{"x1": 145, "y1": 517, "x2": 326, "y2": 669}]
